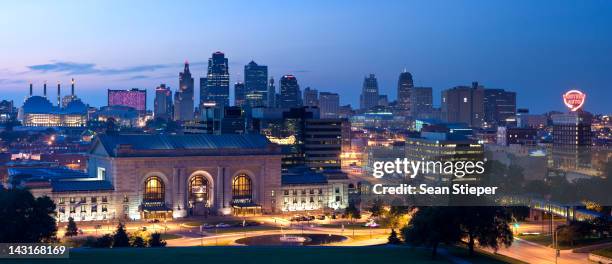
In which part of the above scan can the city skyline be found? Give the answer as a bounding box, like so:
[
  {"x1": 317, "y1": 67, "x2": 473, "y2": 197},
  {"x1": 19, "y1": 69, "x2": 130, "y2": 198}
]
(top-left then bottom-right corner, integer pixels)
[{"x1": 1, "y1": 1, "x2": 611, "y2": 114}]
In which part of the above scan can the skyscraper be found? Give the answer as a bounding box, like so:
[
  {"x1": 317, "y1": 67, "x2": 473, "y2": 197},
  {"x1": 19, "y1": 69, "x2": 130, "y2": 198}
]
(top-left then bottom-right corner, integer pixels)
[
  {"x1": 234, "y1": 82, "x2": 246, "y2": 107},
  {"x1": 108, "y1": 88, "x2": 147, "y2": 114},
  {"x1": 483, "y1": 89, "x2": 516, "y2": 127},
  {"x1": 201, "y1": 52, "x2": 230, "y2": 108},
  {"x1": 360, "y1": 74, "x2": 379, "y2": 111},
  {"x1": 279, "y1": 75, "x2": 302, "y2": 108},
  {"x1": 441, "y1": 82, "x2": 485, "y2": 128},
  {"x1": 244, "y1": 61, "x2": 268, "y2": 108},
  {"x1": 410, "y1": 87, "x2": 433, "y2": 119},
  {"x1": 154, "y1": 84, "x2": 173, "y2": 120},
  {"x1": 303, "y1": 87, "x2": 319, "y2": 107},
  {"x1": 267, "y1": 77, "x2": 276, "y2": 108},
  {"x1": 174, "y1": 61, "x2": 195, "y2": 121},
  {"x1": 397, "y1": 70, "x2": 414, "y2": 117},
  {"x1": 319, "y1": 92, "x2": 340, "y2": 119}
]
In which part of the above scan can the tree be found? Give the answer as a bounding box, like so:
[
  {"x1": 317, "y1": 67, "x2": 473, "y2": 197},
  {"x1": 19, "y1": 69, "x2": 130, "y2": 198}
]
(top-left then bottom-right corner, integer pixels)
[
  {"x1": 388, "y1": 229, "x2": 402, "y2": 245},
  {"x1": 0, "y1": 188, "x2": 57, "y2": 243},
  {"x1": 131, "y1": 236, "x2": 146, "y2": 248},
  {"x1": 402, "y1": 207, "x2": 462, "y2": 258},
  {"x1": 112, "y1": 223, "x2": 130, "y2": 247},
  {"x1": 368, "y1": 198, "x2": 385, "y2": 217},
  {"x1": 345, "y1": 201, "x2": 361, "y2": 221},
  {"x1": 148, "y1": 233, "x2": 166, "y2": 247},
  {"x1": 65, "y1": 217, "x2": 79, "y2": 237},
  {"x1": 94, "y1": 234, "x2": 113, "y2": 248},
  {"x1": 459, "y1": 207, "x2": 513, "y2": 256}
]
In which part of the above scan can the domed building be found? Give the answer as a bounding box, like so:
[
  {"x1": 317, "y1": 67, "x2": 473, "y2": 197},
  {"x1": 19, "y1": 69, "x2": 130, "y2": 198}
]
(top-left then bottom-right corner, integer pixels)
[{"x1": 18, "y1": 82, "x2": 88, "y2": 127}]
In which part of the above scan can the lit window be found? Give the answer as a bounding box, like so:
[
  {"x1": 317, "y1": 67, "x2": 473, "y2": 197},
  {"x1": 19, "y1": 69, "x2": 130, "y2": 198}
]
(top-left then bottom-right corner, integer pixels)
[
  {"x1": 144, "y1": 176, "x2": 165, "y2": 203},
  {"x1": 232, "y1": 174, "x2": 252, "y2": 201}
]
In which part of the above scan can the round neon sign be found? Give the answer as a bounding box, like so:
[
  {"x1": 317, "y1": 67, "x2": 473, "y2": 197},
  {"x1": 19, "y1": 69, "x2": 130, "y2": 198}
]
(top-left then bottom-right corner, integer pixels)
[{"x1": 563, "y1": 90, "x2": 585, "y2": 112}]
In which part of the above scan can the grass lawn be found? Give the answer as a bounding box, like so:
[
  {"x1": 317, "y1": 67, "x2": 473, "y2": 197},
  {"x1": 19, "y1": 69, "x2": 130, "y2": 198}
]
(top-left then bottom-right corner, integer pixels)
[
  {"x1": 592, "y1": 247, "x2": 612, "y2": 258},
  {"x1": 0, "y1": 246, "x2": 517, "y2": 264},
  {"x1": 518, "y1": 234, "x2": 612, "y2": 250}
]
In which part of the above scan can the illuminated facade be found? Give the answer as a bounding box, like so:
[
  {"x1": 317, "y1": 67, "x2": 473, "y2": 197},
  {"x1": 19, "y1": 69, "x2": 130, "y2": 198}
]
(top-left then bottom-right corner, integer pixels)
[
  {"x1": 19, "y1": 91, "x2": 88, "y2": 127},
  {"x1": 107, "y1": 88, "x2": 147, "y2": 114},
  {"x1": 19, "y1": 134, "x2": 282, "y2": 222}
]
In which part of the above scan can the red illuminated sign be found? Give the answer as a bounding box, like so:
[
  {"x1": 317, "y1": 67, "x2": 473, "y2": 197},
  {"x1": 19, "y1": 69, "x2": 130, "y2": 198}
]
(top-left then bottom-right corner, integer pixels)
[{"x1": 563, "y1": 90, "x2": 585, "y2": 112}]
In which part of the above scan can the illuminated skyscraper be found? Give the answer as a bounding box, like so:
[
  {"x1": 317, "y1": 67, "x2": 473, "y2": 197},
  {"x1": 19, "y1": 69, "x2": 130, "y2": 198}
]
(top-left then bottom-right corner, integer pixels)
[
  {"x1": 410, "y1": 87, "x2": 433, "y2": 119},
  {"x1": 244, "y1": 61, "x2": 268, "y2": 107},
  {"x1": 234, "y1": 82, "x2": 246, "y2": 107},
  {"x1": 397, "y1": 70, "x2": 413, "y2": 117},
  {"x1": 303, "y1": 87, "x2": 319, "y2": 107},
  {"x1": 483, "y1": 89, "x2": 516, "y2": 126},
  {"x1": 201, "y1": 51, "x2": 230, "y2": 108},
  {"x1": 154, "y1": 84, "x2": 173, "y2": 120},
  {"x1": 319, "y1": 92, "x2": 340, "y2": 119},
  {"x1": 174, "y1": 61, "x2": 195, "y2": 121},
  {"x1": 279, "y1": 75, "x2": 302, "y2": 108},
  {"x1": 360, "y1": 74, "x2": 379, "y2": 111}
]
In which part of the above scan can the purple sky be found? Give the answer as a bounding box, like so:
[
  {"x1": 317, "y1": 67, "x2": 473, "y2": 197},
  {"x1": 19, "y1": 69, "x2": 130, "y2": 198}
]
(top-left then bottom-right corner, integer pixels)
[{"x1": 1, "y1": 0, "x2": 610, "y2": 114}]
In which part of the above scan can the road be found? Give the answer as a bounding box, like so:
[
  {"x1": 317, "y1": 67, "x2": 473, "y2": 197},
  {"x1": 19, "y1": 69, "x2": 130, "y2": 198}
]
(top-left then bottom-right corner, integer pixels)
[{"x1": 481, "y1": 237, "x2": 589, "y2": 264}]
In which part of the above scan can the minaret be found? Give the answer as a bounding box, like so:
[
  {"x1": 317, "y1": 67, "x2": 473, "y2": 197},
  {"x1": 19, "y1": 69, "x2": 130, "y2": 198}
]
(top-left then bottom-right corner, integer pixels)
[
  {"x1": 57, "y1": 81, "x2": 61, "y2": 107},
  {"x1": 43, "y1": 81, "x2": 47, "y2": 97},
  {"x1": 71, "y1": 78, "x2": 75, "y2": 96},
  {"x1": 29, "y1": 82, "x2": 33, "y2": 97}
]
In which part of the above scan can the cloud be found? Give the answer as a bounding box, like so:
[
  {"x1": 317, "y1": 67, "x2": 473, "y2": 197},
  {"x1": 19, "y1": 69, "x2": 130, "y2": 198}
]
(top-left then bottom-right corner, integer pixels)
[
  {"x1": 122, "y1": 75, "x2": 150, "y2": 80},
  {"x1": 0, "y1": 79, "x2": 27, "y2": 85},
  {"x1": 27, "y1": 61, "x2": 174, "y2": 76}
]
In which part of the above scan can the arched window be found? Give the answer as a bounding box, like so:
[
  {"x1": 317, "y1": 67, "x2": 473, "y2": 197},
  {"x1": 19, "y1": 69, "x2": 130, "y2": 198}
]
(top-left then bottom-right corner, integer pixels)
[
  {"x1": 143, "y1": 176, "x2": 165, "y2": 202},
  {"x1": 232, "y1": 174, "x2": 252, "y2": 201},
  {"x1": 189, "y1": 175, "x2": 209, "y2": 202}
]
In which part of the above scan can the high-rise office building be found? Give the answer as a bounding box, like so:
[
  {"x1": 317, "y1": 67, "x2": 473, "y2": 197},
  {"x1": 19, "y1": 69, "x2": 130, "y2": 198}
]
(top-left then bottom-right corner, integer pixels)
[
  {"x1": 154, "y1": 84, "x2": 173, "y2": 120},
  {"x1": 360, "y1": 74, "x2": 379, "y2": 111},
  {"x1": 305, "y1": 119, "x2": 343, "y2": 171},
  {"x1": 108, "y1": 88, "x2": 147, "y2": 114},
  {"x1": 279, "y1": 75, "x2": 302, "y2": 108},
  {"x1": 483, "y1": 89, "x2": 516, "y2": 127},
  {"x1": 174, "y1": 61, "x2": 195, "y2": 121},
  {"x1": 397, "y1": 71, "x2": 413, "y2": 117},
  {"x1": 319, "y1": 92, "x2": 340, "y2": 119},
  {"x1": 267, "y1": 77, "x2": 276, "y2": 108},
  {"x1": 441, "y1": 82, "x2": 485, "y2": 128},
  {"x1": 410, "y1": 87, "x2": 433, "y2": 119},
  {"x1": 201, "y1": 51, "x2": 230, "y2": 108},
  {"x1": 303, "y1": 87, "x2": 319, "y2": 107},
  {"x1": 234, "y1": 82, "x2": 246, "y2": 107},
  {"x1": 552, "y1": 112, "x2": 592, "y2": 147},
  {"x1": 244, "y1": 61, "x2": 268, "y2": 108}
]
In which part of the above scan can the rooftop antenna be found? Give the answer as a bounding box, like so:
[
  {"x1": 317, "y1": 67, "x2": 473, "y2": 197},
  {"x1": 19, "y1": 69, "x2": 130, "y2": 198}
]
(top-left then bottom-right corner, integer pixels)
[
  {"x1": 43, "y1": 81, "x2": 47, "y2": 97},
  {"x1": 29, "y1": 82, "x2": 33, "y2": 96},
  {"x1": 71, "y1": 78, "x2": 75, "y2": 96}
]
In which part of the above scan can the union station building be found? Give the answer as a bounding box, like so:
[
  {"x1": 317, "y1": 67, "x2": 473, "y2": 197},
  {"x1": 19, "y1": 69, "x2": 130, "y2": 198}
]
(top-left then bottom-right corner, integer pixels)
[{"x1": 12, "y1": 134, "x2": 283, "y2": 221}]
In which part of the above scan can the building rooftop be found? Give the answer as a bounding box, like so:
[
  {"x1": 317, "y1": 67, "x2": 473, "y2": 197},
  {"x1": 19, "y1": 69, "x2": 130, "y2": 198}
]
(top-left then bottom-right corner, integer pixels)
[
  {"x1": 51, "y1": 180, "x2": 114, "y2": 192},
  {"x1": 94, "y1": 133, "x2": 278, "y2": 157}
]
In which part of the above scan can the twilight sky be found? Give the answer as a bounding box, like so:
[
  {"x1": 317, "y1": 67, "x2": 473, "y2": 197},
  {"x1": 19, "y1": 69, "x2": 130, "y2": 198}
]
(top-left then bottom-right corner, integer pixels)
[{"x1": 0, "y1": 0, "x2": 611, "y2": 114}]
